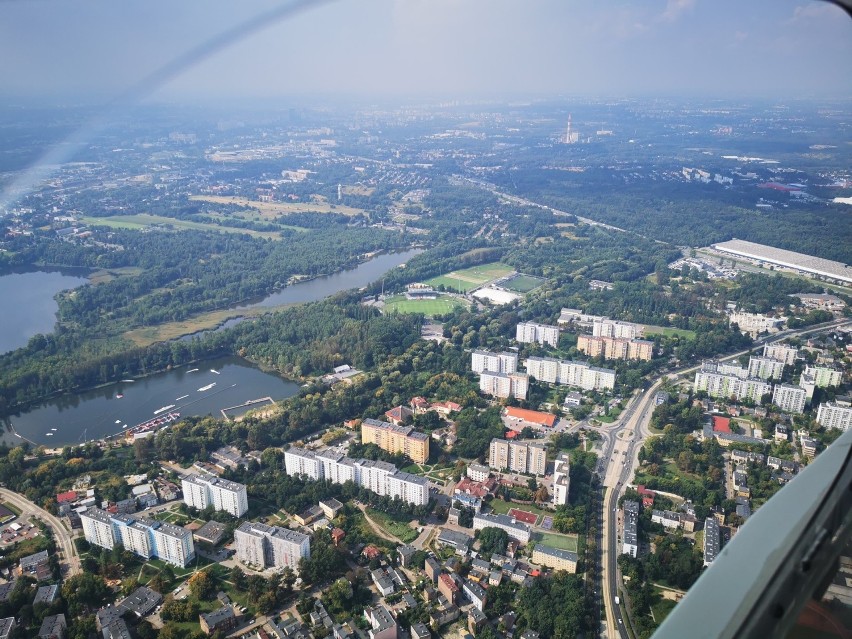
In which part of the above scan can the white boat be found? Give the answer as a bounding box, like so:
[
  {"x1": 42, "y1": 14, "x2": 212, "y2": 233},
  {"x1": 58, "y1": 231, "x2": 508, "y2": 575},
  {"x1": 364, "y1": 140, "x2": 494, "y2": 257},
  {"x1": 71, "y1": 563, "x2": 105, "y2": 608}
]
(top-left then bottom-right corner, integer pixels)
[
  {"x1": 46, "y1": 433, "x2": 53, "y2": 436},
  {"x1": 115, "y1": 419, "x2": 121, "y2": 424},
  {"x1": 153, "y1": 404, "x2": 175, "y2": 415},
  {"x1": 176, "y1": 395, "x2": 189, "y2": 401},
  {"x1": 210, "y1": 369, "x2": 220, "y2": 375},
  {"x1": 187, "y1": 368, "x2": 199, "y2": 373},
  {"x1": 197, "y1": 383, "x2": 216, "y2": 392},
  {"x1": 51, "y1": 428, "x2": 57, "y2": 431},
  {"x1": 120, "y1": 379, "x2": 135, "y2": 383}
]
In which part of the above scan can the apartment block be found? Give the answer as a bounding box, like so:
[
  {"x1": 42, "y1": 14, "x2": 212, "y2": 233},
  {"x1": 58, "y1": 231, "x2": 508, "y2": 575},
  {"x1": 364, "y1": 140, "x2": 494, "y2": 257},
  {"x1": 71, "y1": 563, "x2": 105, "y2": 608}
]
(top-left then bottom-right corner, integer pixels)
[
  {"x1": 80, "y1": 508, "x2": 195, "y2": 567},
  {"x1": 532, "y1": 544, "x2": 578, "y2": 573},
  {"x1": 704, "y1": 517, "x2": 720, "y2": 566},
  {"x1": 472, "y1": 512, "x2": 531, "y2": 544},
  {"x1": 471, "y1": 350, "x2": 518, "y2": 374},
  {"x1": 591, "y1": 319, "x2": 641, "y2": 340},
  {"x1": 385, "y1": 472, "x2": 430, "y2": 506},
  {"x1": 747, "y1": 356, "x2": 786, "y2": 381},
  {"x1": 479, "y1": 371, "x2": 528, "y2": 400},
  {"x1": 693, "y1": 365, "x2": 772, "y2": 402},
  {"x1": 623, "y1": 501, "x2": 639, "y2": 558},
  {"x1": 361, "y1": 418, "x2": 429, "y2": 464},
  {"x1": 772, "y1": 384, "x2": 807, "y2": 414},
  {"x1": 524, "y1": 357, "x2": 616, "y2": 391},
  {"x1": 803, "y1": 365, "x2": 843, "y2": 388},
  {"x1": 235, "y1": 521, "x2": 310, "y2": 571},
  {"x1": 488, "y1": 439, "x2": 547, "y2": 476},
  {"x1": 763, "y1": 343, "x2": 798, "y2": 366},
  {"x1": 181, "y1": 473, "x2": 248, "y2": 517},
  {"x1": 316, "y1": 449, "x2": 357, "y2": 484},
  {"x1": 816, "y1": 402, "x2": 852, "y2": 431},
  {"x1": 516, "y1": 322, "x2": 560, "y2": 348},
  {"x1": 284, "y1": 447, "x2": 321, "y2": 480},
  {"x1": 577, "y1": 335, "x2": 653, "y2": 361},
  {"x1": 552, "y1": 452, "x2": 570, "y2": 506}
]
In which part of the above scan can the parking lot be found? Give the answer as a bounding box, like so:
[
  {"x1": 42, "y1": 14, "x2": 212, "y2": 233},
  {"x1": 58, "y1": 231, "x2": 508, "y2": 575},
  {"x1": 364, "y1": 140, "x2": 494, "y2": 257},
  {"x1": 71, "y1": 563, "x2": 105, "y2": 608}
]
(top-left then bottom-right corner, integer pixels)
[{"x1": 0, "y1": 517, "x2": 40, "y2": 546}]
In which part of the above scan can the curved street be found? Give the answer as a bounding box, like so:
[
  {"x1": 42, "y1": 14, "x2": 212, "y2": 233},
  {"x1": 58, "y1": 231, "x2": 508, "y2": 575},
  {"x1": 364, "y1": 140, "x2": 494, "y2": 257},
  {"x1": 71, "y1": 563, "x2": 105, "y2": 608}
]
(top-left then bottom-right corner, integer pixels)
[{"x1": 0, "y1": 487, "x2": 80, "y2": 577}]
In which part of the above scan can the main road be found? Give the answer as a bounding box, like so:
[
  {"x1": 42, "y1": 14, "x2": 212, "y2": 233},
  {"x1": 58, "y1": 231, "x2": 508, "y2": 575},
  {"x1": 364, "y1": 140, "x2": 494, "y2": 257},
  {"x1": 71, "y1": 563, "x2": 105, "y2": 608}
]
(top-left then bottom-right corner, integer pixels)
[
  {"x1": 597, "y1": 317, "x2": 850, "y2": 639},
  {"x1": 0, "y1": 487, "x2": 80, "y2": 577}
]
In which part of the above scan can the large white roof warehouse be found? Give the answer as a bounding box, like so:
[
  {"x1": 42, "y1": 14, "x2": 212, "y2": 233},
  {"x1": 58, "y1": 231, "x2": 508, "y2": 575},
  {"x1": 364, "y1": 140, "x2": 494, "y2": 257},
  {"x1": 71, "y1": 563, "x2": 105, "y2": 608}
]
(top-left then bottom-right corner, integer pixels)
[{"x1": 712, "y1": 239, "x2": 852, "y2": 285}]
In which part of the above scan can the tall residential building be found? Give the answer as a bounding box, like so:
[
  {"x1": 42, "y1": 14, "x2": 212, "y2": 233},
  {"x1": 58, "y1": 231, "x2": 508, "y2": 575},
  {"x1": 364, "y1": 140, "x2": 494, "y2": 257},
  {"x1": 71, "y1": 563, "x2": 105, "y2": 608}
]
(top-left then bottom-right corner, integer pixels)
[
  {"x1": 524, "y1": 357, "x2": 616, "y2": 391},
  {"x1": 282, "y1": 447, "x2": 428, "y2": 506},
  {"x1": 803, "y1": 365, "x2": 843, "y2": 388},
  {"x1": 763, "y1": 343, "x2": 798, "y2": 366},
  {"x1": 235, "y1": 522, "x2": 310, "y2": 571},
  {"x1": 479, "y1": 371, "x2": 528, "y2": 400},
  {"x1": 516, "y1": 322, "x2": 560, "y2": 348},
  {"x1": 284, "y1": 447, "x2": 321, "y2": 480},
  {"x1": 80, "y1": 508, "x2": 195, "y2": 567},
  {"x1": 704, "y1": 517, "x2": 720, "y2": 566},
  {"x1": 747, "y1": 357, "x2": 786, "y2": 381},
  {"x1": 577, "y1": 335, "x2": 653, "y2": 361},
  {"x1": 181, "y1": 474, "x2": 248, "y2": 517},
  {"x1": 471, "y1": 350, "x2": 518, "y2": 374},
  {"x1": 693, "y1": 364, "x2": 772, "y2": 402},
  {"x1": 488, "y1": 439, "x2": 547, "y2": 476},
  {"x1": 592, "y1": 319, "x2": 641, "y2": 339},
  {"x1": 622, "y1": 501, "x2": 639, "y2": 558},
  {"x1": 816, "y1": 402, "x2": 852, "y2": 431},
  {"x1": 772, "y1": 384, "x2": 807, "y2": 414},
  {"x1": 361, "y1": 418, "x2": 430, "y2": 464},
  {"x1": 552, "y1": 452, "x2": 571, "y2": 506}
]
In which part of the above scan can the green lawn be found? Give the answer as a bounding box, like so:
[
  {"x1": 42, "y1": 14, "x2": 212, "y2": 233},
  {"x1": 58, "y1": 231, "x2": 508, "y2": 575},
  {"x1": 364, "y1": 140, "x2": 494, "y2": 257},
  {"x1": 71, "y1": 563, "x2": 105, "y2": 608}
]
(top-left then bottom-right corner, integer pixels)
[
  {"x1": 642, "y1": 325, "x2": 696, "y2": 340},
  {"x1": 488, "y1": 499, "x2": 549, "y2": 518},
  {"x1": 365, "y1": 508, "x2": 419, "y2": 543},
  {"x1": 81, "y1": 214, "x2": 283, "y2": 240},
  {"x1": 651, "y1": 594, "x2": 678, "y2": 624},
  {"x1": 501, "y1": 273, "x2": 546, "y2": 293},
  {"x1": 425, "y1": 262, "x2": 514, "y2": 293},
  {"x1": 533, "y1": 532, "x2": 579, "y2": 552},
  {"x1": 383, "y1": 294, "x2": 468, "y2": 316}
]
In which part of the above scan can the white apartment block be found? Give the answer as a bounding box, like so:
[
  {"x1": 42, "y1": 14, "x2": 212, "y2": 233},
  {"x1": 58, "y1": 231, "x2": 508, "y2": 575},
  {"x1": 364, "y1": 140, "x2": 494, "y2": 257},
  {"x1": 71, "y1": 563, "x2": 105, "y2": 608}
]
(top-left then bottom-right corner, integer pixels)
[
  {"x1": 385, "y1": 472, "x2": 430, "y2": 506},
  {"x1": 479, "y1": 371, "x2": 528, "y2": 400},
  {"x1": 524, "y1": 357, "x2": 616, "y2": 391},
  {"x1": 763, "y1": 343, "x2": 798, "y2": 366},
  {"x1": 694, "y1": 368, "x2": 772, "y2": 403},
  {"x1": 516, "y1": 322, "x2": 560, "y2": 348},
  {"x1": 803, "y1": 365, "x2": 843, "y2": 388},
  {"x1": 552, "y1": 452, "x2": 571, "y2": 507},
  {"x1": 747, "y1": 356, "x2": 786, "y2": 381},
  {"x1": 488, "y1": 438, "x2": 547, "y2": 476},
  {"x1": 182, "y1": 473, "x2": 248, "y2": 517},
  {"x1": 729, "y1": 312, "x2": 786, "y2": 337},
  {"x1": 772, "y1": 384, "x2": 807, "y2": 414},
  {"x1": 592, "y1": 319, "x2": 641, "y2": 339},
  {"x1": 282, "y1": 447, "x2": 428, "y2": 506},
  {"x1": 284, "y1": 447, "x2": 321, "y2": 480},
  {"x1": 473, "y1": 513, "x2": 531, "y2": 544},
  {"x1": 80, "y1": 508, "x2": 195, "y2": 567},
  {"x1": 816, "y1": 402, "x2": 852, "y2": 431},
  {"x1": 235, "y1": 521, "x2": 310, "y2": 571},
  {"x1": 471, "y1": 350, "x2": 518, "y2": 374}
]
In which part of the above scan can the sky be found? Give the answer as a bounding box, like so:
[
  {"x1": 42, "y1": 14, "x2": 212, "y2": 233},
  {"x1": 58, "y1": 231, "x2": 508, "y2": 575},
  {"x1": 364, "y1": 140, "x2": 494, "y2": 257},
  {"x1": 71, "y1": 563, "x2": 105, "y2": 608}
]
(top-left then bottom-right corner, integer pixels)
[{"x1": 0, "y1": 0, "x2": 851, "y2": 102}]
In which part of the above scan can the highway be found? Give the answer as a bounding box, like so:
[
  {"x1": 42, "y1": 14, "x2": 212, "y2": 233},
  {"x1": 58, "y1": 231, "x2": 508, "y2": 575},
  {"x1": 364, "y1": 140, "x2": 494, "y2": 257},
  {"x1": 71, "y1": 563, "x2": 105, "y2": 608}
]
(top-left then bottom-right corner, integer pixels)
[
  {"x1": 597, "y1": 317, "x2": 850, "y2": 638},
  {"x1": 0, "y1": 487, "x2": 80, "y2": 577}
]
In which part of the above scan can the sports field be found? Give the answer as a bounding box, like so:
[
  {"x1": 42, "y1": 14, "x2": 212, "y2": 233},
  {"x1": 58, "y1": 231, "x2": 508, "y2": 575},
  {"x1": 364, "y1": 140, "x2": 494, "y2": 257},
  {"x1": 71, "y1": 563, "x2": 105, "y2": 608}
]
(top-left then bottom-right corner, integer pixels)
[
  {"x1": 533, "y1": 531, "x2": 579, "y2": 552},
  {"x1": 81, "y1": 214, "x2": 282, "y2": 240},
  {"x1": 425, "y1": 262, "x2": 514, "y2": 293},
  {"x1": 383, "y1": 294, "x2": 468, "y2": 316},
  {"x1": 501, "y1": 273, "x2": 546, "y2": 293},
  {"x1": 643, "y1": 325, "x2": 696, "y2": 340}
]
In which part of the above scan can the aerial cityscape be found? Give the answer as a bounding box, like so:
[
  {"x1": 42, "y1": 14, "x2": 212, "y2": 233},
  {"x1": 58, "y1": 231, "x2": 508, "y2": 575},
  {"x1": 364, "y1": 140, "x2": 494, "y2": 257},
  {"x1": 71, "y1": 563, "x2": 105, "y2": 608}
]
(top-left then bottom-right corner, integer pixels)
[{"x1": 0, "y1": 2, "x2": 851, "y2": 639}]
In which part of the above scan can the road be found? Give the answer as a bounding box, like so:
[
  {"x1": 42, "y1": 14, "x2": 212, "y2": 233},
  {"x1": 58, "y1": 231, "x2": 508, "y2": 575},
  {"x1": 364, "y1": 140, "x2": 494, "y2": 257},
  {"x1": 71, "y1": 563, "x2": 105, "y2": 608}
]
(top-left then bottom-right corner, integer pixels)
[
  {"x1": 597, "y1": 318, "x2": 851, "y2": 639},
  {"x1": 0, "y1": 487, "x2": 80, "y2": 577}
]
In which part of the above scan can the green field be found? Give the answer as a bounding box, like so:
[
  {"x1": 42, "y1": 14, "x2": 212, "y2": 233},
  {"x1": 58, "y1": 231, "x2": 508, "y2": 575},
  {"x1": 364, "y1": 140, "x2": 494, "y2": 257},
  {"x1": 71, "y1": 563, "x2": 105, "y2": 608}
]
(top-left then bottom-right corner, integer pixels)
[
  {"x1": 383, "y1": 294, "x2": 468, "y2": 316},
  {"x1": 643, "y1": 325, "x2": 696, "y2": 340},
  {"x1": 488, "y1": 499, "x2": 549, "y2": 518},
  {"x1": 366, "y1": 508, "x2": 419, "y2": 543},
  {"x1": 425, "y1": 262, "x2": 514, "y2": 293},
  {"x1": 81, "y1": 214, "x2": 283, "y2": 240},
  {"x1": 501, "y1": 273, "x2": 546, "y2": 293},
  {"x1": 533, "y1": 532, "x2": 579, "y2": 552}
]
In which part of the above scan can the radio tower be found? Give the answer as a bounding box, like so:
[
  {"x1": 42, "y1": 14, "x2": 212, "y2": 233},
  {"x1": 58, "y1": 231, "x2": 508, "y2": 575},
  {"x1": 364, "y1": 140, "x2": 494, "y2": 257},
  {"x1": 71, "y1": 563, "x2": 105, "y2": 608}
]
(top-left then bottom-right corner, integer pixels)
[{"x1": 565, "y1": 114, "x2": 572, "y2": 144}]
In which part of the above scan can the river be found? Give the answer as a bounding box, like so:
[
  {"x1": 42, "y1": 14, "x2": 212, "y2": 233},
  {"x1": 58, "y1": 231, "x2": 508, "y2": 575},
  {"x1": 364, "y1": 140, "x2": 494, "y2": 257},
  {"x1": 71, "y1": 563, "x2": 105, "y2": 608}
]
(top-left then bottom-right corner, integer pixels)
[
  {"x1": 2, "y1": 356, "x2": 299, "y2": 447},
  {"x1": 0, "y1": 268, "x2": 89, "y2": 354}
]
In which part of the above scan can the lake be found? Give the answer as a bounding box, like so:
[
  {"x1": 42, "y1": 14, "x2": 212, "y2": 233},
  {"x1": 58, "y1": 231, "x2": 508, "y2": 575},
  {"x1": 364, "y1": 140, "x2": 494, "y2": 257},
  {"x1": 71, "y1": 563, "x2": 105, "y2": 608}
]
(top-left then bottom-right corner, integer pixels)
[
  {"x1": 2, "y1": 356, "x2": 299, "y2": 447},
  {"x1": 0, "y1": 268, "x2": 89, "y2": 354}
]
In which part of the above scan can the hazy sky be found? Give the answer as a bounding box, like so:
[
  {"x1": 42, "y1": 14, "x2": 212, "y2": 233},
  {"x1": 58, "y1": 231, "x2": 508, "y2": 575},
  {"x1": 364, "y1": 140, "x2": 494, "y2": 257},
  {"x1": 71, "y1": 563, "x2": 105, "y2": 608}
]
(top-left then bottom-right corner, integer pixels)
[{"x1": 1, "y1": 0, "x2": 851, "y2": 101}]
